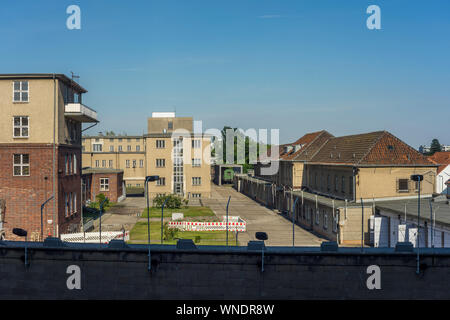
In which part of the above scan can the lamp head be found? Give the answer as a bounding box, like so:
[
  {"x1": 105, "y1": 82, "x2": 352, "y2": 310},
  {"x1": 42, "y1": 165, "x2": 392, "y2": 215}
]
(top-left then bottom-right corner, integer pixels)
[
  {"x1": 146, "y1": 175, "x2": 160, "y2": 182},
  {"x1": 13, "y1": 228, "x2": 27, "y2": 237},
  {"x1": 255, "y1": 232, "x2": 268, "y2": 241}
]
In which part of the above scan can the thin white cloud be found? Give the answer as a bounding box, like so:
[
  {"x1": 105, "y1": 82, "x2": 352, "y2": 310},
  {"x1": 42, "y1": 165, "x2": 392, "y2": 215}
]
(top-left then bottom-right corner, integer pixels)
[{"x1": 258, "y1": 15, "x2": 282, "y2": 19}]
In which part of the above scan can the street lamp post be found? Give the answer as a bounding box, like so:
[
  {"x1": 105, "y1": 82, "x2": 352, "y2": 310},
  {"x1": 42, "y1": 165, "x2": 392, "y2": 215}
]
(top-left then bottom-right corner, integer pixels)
[
  {"x1": 411, "y1": 174, "x2": 423, "y2": 275},
  {"x1": 161, "y1": 197, "x2": 169, "y2": 244},
  {"x1": 99, "y1": 197, "x2": 109, "y2": 244},
  {"x1": 40, "y1": 196, "x2": 54, "y2": 241},
  {"x1": 292, "y1": 197, "x2": 299, "y2": 247},
  {"x1": 145, "y1": 175, "x2": 160, "y2": 272}
]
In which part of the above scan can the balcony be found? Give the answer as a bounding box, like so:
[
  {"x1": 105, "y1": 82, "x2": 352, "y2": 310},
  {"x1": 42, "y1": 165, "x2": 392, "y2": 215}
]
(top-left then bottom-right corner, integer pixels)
[{"x1": 65, "y1": 103, "x2": 98, "y2": 123}]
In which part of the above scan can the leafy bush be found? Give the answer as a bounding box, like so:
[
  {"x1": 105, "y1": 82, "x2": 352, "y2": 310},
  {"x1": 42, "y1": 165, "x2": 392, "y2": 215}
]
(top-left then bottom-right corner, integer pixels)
[
  {"x1": 153, "y1": 194, "x2": 182, "y2": 209},
  {"x1": 163, "y1": 222, "x2": 179, "y2": 241}
]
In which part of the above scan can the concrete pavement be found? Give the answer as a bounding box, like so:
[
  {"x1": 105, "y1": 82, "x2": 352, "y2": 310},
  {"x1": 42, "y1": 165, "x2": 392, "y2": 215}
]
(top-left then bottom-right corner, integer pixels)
[{"x1": 202, "y1": 184, "x2": 326, "y2": 246}]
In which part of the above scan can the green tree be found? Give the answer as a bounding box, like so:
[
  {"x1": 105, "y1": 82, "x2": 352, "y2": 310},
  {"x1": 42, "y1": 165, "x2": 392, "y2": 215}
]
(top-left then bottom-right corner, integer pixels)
[{"x1": 430, "y1": 139, "x2": 442, "y2": 155}]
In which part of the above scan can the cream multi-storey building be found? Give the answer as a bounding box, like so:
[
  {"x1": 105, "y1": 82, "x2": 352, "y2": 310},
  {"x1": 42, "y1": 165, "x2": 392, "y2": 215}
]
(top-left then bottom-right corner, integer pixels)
[{"x1": 82, "y1": 112, "x2": 211, "y2": 199}]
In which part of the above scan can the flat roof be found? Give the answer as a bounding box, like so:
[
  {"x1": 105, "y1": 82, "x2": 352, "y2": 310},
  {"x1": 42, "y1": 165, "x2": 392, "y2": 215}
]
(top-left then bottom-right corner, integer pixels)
[{"x1": 375, "y1": 198, "x2": 450, "y2": 227}]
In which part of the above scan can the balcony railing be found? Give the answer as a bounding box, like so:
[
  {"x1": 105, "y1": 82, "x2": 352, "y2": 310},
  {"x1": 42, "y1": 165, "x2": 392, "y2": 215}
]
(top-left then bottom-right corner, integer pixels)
[{"x1": 65, "y1": 103, "x2": 98, "y2": 123}]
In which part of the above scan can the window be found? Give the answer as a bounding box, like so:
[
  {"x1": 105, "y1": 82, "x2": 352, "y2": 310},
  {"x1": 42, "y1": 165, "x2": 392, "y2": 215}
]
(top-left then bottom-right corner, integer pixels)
[
  {"x1": 136, "y1": 138, "x2": 140, "y2": 142},
  {"x1": 13, "y1": 116, "x2": 29, "y2": 138},
  {"x1": 156, "y1": 177, "x2": 166, "y2": 186},
  {"x1": 132, "y1": 160, "x2": 137, "y2": 168},
  {"x1": 68, "y1": 155, "x2": 72, "y2": 174},
  {"x1": 109, "y1": 160, "x2": 113, "y2": 168},
  {"x1": 72, "y1": 193, "x2": 77, "y2": 214},
  {"x1": 192, "y1": 158, "x2": 201, "y2": 167},
  {"x1": 192, "y1": 139, "x2": 201, "y2": 148},
  {"x1": 398, "y1": 179, "x2": 409, "y2": 192},
  {"x1": 335, "y1": 175, "x2": 338, "y2": 192},
  {"x1": 168, "y1": 121, "x2": 173, "y2": 130},
  {"x1": 13, "y1": 154, "x2": 30, "y2": 176},
  {"x1": 65, "y1": 193, "x2": 69, "y2": 217},
  {"x1": 100, "y1": 178, "x2": 109, "y2": 191},
  {"x1": 156, "y1": 159, "x2": 165, "y2": 168},
  {"x1": 118, "y1": 145, "x2": 123, "y2": 152},
  {"x1": 323, "y1": 210, "x2": 328, "y2": 230},
  {"x1": 93, "y1": 144, "x2": 102, "y2": 152},
  {"x1": 118, "y1": 138, "x2": 123, "y2": 142},
  {"x1": 13, "y1": 81, "x2": 29, "y2": 102},
  {"x1": 156, "y1": 140, "x2": 165, "y2": 148},
  {"x1": 65, "y1": 155, "x2": 69, "y2": 174},
  {"x1": 95, "y1": 160, "x2": 100, "y2": 168},
  {"x1": 110, "y1": 146, "x2": 114, "y2": 152},
  {"x1": 102, "y1": 160, "x2": 106, "y2": 168},
  {"x1": 333, "y1": 211, "x2": 338, "y2": 233},
  {"x1": 192, "y1": 177, "x2": 202, "y2": 185},
  {"x1": 73, "y1": 154, "x2": 77, "y2": 174},
  {"x1": 127, "y1": 145, "x2": 131, "y2": 151},
  {"x1": 327, "y1": 175, "x2": 331, "y2": 191},
  {"x1": 192, "y1": 193, "x2": 201, "y2": 198},
  {"x1": 341, "y1": 176, "x2": 345, "y2": 193},
  {"x1": 315, "y1": 208, "x2": 320, "y2": 225},
  {"x1": 126, "y1": 160, "x2": 130, "y2": 168},
  {"x1": 127, "y1": 138, "x2": 131, "y2": 142},
  {"x1": 139, "y1": 159, "x2": 144, "y2": 168},
  {"x1": 136, "y1": 145, "x2": 140, "y2": 152}
]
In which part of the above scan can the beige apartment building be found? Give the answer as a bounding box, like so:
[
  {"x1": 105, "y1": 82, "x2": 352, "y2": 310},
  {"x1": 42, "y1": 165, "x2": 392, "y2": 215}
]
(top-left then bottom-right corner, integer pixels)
[
  {"x1": 0, "y1": 74, "x2": 98, "y2": 240},
  {"x1": 82, "y1": 112, "x2": 211, "y2": 200}
]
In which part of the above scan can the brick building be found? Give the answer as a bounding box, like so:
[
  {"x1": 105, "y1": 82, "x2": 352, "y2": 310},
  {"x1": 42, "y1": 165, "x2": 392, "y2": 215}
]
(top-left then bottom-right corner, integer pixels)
[
  {"x1": 82, "y1": 168, "x2": 125, "y2": 203},
  {"x1": 0, "y1": 74, "x2": 98, "y2": 240}
]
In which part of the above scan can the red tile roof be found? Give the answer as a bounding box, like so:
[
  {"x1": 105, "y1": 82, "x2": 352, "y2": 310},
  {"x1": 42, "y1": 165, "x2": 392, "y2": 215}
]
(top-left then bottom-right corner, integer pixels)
[
  {"x1": 428, "y1": 152, "x2": 450, "y2": 174},
  {"x1": 310, "y1": 131, "x2": 435, "y2": 166}
]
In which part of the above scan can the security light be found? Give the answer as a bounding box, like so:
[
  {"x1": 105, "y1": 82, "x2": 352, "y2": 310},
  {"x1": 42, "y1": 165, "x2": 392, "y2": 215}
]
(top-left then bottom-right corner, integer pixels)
[
  {"x1": 255, "y1": 232, "x2": 268, "y2": 241},
  {"x1": 411, "y1": 174, "x2": 424, "y2": 182},
  {"x1": 146, "y1": 175, "x2": 160, "y2": 182},
  {"x1": 13, "y1": 228, "x2": 27, "y2": 237}
]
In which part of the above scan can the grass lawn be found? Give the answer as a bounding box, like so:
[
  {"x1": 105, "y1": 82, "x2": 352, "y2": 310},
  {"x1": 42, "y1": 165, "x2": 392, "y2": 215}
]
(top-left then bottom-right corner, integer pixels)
[
  {"x1": 129, "y1": 221, "x2": 240, "y2": 246},
  {"x1": 141, "y1": 206, "x2": 215, "y2": 218}
]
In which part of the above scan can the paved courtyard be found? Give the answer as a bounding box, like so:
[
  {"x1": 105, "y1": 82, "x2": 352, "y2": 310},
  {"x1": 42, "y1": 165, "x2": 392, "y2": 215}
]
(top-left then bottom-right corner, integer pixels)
[
  {"x1": 202, "y1": 184, "x2": 326, "y2": 246},
  {"x1": 93, "y1": 184, "x2": 325, "y2": 246}
]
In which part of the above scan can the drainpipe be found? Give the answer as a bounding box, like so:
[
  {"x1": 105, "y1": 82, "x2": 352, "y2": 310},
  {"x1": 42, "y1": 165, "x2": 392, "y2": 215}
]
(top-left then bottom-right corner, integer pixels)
[
  {"x1": 52, "y1": 74, "x2": 57, "y2": 236},
  {"x1": 352, "y1": 167, "x2": 359, "y2": 203}
]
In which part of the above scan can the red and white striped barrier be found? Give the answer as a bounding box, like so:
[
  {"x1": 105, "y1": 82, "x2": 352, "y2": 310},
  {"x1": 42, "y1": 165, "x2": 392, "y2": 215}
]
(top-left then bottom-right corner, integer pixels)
[{"x1": 168, "y1": 221, "x2": 246, "y2": 232}]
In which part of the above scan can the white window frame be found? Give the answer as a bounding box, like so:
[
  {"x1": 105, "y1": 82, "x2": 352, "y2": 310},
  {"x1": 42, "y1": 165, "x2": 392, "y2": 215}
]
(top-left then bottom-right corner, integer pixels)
[
  {"x1": 192, "y1": 158, "x2": 201, "y2": 167},
  {"x1": 136, "y1": 145, "x2": 140, "y2": 152},
  {"x1": 13, "y1": 81, "x2": 29, "y2": 103},
  {"x1": 13, "y1": 116, "x2": 29, "y2": 138},
  {"x1": 100, "y1": 178, "x2": 109, "y2": 191},
  {"x1": 156, "y1": 177, "x2": 166, "y2": 186},
  {"x1": 192, "y1": 177, "x2": 202, "y2": 186},
  {"x1": 192, "y1": 139, "x2": 201, "y2": 149},
  {"x1": 13, "y1": 154, "x2": 30, "y2": 176},
  {"x1": 126, "y1": 160, "x2": 130, "y2": 168}
]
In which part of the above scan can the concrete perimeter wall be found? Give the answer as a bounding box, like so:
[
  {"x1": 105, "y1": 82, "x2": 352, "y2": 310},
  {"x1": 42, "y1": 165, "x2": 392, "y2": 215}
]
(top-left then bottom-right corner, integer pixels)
[{"x1": 0, "y1": 242, "x2": 449, "y2": 299}]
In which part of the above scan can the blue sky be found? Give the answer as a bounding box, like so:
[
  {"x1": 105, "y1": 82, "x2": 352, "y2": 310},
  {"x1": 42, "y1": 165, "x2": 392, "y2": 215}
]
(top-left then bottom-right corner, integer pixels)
[{"x1": 1, "y1": 0, "x2": 449, "y2": 148}]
